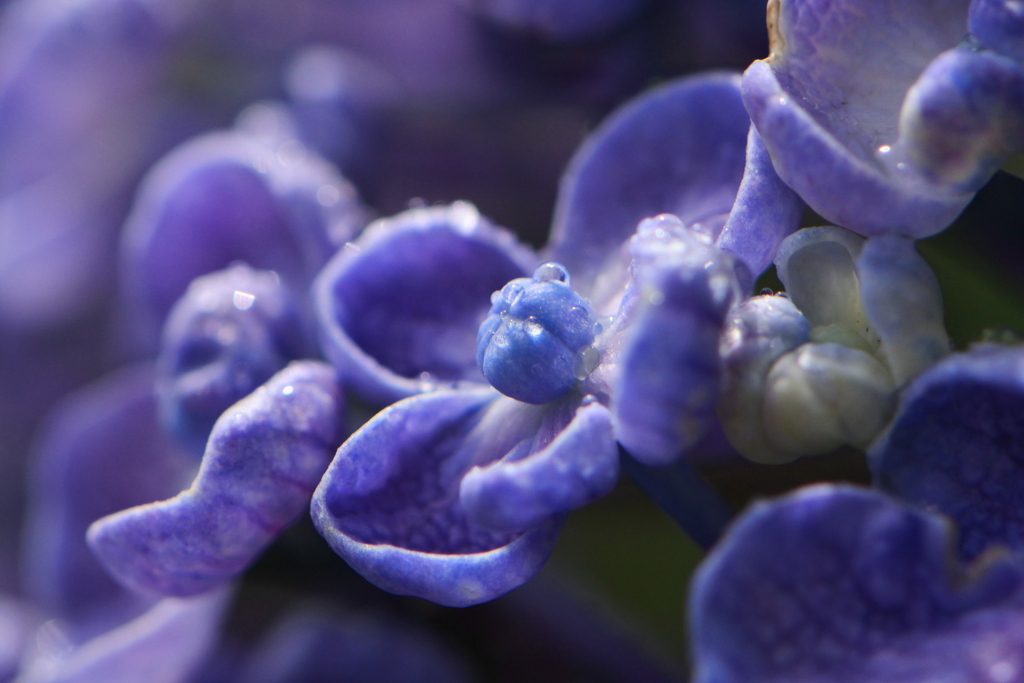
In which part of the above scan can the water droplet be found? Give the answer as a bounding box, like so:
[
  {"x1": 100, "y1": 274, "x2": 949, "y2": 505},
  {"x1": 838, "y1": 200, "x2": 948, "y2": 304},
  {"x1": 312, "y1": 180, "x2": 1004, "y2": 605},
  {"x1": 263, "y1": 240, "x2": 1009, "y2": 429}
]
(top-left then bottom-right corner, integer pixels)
[
  {"x1": 408, "y1": 197, "x2": 427, "y2": 208},
  {"x1": 282, "y1": 385, "x2": 294, "y2": 395},
  {"x1": 490, "y1": 290, "x2": 502, "y2": 305},
  {"x1": 760, "y1": 287, "x2": 774, "y2": 296},
  {"x1": 778, "y1": 96, "x2": 788, "y2": 105},
  {"x1": 778, "y1": 291, "x2": 790, "y2": 299},
  {"x1": 450, "y1": 201, "x2": 480, "y2": 234},
  {"x1": 418, "y1": 371, "x2": 436, "y2": 392},
  {"x1": 574, "y1": 345, "x2": 600, "y2": 380},
  {"x1": 877, "y1": 144, "x2": 892, "y2": 154},
  {"x1": 534, "y1": 262, "x2": 570, "y2": 285},
  {"x1": 594, "y1": 321, "x2": 603, "y2": 335},
  {"x1": 648, "y1": 291, "x2": 665, "y2": 306},
  {"x1": 232, "y1": 290, "x2": 256, "y2": 311},
  {"x1": 344, "y1": 241, "x2": 361, "y2": 255},
  {"x1": 896, "y1": 162, "x2": 906, "y2": 170},
  {"x1": 525, "y1": 317, "x2": 544, "y2": 336},
  {"x1": 581, "y1": 394, "x2": 598, "y2": 406}
]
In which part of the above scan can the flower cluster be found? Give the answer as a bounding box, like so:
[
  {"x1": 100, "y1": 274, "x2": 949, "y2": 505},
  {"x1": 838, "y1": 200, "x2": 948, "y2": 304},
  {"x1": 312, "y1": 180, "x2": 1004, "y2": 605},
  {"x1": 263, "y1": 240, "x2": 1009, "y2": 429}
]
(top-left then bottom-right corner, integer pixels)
[{"x1": 1, "y1": 0, "x2": 1024, "y2": 681}]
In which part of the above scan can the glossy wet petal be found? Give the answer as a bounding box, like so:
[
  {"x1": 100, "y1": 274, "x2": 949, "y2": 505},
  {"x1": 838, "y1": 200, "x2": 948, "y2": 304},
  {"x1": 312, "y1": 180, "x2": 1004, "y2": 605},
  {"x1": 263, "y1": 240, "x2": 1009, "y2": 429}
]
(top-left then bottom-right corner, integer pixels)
[
  {"x1": 157, "y1": 265, "x2": 308, "y2": 451},
  {"x1": 547, "y1": 72, "x2": 750, "y2": 294},
  {"x1": 120, "y1": 123, "x2": 365, "y2": 351},
  {"x1": 743, "y1": 0, "x2": 976, "y2": 237},
  {"x1": 613, "y1": 220, "x2": 742, "y2": 465},
  {"x1": 690, "y1": 484, "x2": 1024, "y2": 683},
  {"x1": 21, "y1": 364, "x2": 195, "y2": 637},
  {"x1": 314, "y1": 202, "x2": 536, "y2": 406},
  {"x1": 311, "y1": 389, "x2": 562, "y2": 607},
  {"x1": 460, "y1": 399, "x2": 618, "y2": 533},
  {"x1": 872, "y1": 344, "x2": 1024, "y2": 562},
  {"x1": 87, "y1": 361, "x2": 343, "y2": 597}
]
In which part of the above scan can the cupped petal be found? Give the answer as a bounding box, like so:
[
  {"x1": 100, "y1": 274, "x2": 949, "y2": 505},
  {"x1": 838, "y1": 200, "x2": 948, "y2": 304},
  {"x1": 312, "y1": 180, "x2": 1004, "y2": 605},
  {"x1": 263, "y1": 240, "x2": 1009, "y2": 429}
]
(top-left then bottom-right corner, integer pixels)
[
  {"x1": 872, "y1": 344, "x2": 1024, "y2": 562},
  {"x1": 16, "y1": 588, "x2": 230, "y2": 683},
  {"x1": 156, "y1": 265, "x2": 309, "y2": 451},
  {"x1": 460, "y1": 399, "x2": 618, "y2": 533},
  {"x1": 612, "y1": 220, "x2": 742, "y2": 465},
  {"x1": 87, "y1": 361, "x2": 343, "y2": 597},
  {"x1": 743, "y1": 36, "x2": 973, "y2": 238},
  {"x1": 716, "y1": 126, "x2": 804, "y2": 282},
  {"x1": 547, "y1": 72, "x2": 750, "y2": 294},
  {"x1": 314, "y1": 202, "x2": 537, "y2": 406},
  {"x1": 120, "y1": 121, "x2": 366, "y2": 351},
  {"x1": 459, "y1": 0, "x2": 652, "y2": 41},
  {"x1": 21, "y1": 364, "x2": 195, "y2": 637},
  {"x1": 690, "y1": 484, "x2": 1024, "y2": 683},
  {"x1": 898, "y1": 47, "x2": 1024, "y2": 192},
  {"x1": 311, "y1": 388, "x2": 563, "y2": 606}
]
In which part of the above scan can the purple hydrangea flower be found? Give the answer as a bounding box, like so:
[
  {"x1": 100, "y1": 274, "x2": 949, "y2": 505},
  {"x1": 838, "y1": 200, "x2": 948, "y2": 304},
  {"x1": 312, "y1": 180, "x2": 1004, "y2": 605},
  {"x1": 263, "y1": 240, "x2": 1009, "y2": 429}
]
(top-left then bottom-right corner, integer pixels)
[
  {"x1": 310, "y1": 71, "x2": 802, "y2": 605},
  {"x1": 690, "y1": 484, "x2": 1024, "y2": 683},
  {"x1": 743, "y1": 0, "x2": 1024, "y2": 238},
  {"x1": 872, "y1": 343, "x2": 1024, "y2": 563}
]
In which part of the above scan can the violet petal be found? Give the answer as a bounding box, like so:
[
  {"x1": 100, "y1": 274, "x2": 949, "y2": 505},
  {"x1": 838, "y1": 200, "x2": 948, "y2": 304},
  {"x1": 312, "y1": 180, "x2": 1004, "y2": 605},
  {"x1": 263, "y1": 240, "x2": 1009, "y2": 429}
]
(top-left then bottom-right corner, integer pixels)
[
  {"x1": 87, "y1": 361, "x2": 343, "y2": 597},
  {"x1": 312, "y1": 389, "x2": 562, "y2": 607}
]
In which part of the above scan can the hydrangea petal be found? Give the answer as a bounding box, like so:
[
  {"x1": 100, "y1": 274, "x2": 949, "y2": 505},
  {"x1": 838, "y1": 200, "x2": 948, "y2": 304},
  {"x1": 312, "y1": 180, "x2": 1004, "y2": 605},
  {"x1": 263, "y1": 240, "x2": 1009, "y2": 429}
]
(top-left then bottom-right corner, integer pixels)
[
  {"x1": 120, "y1": 125, "x2": 365, "y2": 350},
  {"x1": 21, "y1": 364, "x2": 195, "y2": 635},
  {"x1": 716, "y1": 126, "x2": 804, "y2": 281},
  {"x1": 16, "y1": 588, "x2": 230, "y2": 683},
  {"x1": 314, "y1": 202, "x2": 536, "y2": 405},
  {"x1": 970, "y1": 0, "x2": 1024, "y2": 63},
  {"x1": 459, "y1": 399, "x2": 618, "y2": 533},
  {"x1": 87, "y1": 361, "x2": 343, "y2": 597},
  {"x1": 312, "y1": 388, "x2": 563, "y2": 607},
  {"x1": 690, "y1": 484, "x2": 1024, "y2": 683},
  {"x1": 613, "y1": 224, "x2": 742, "y2": 465},
  {"x1": 156, "y1": 265, "x2": 308, "y2": 451},
  {"x1": 856, "y1": 236, "x2": 950, "y2": 385},
  {"x1": 743, "y1": 0, "x2": 976, "y2": 239},
  {"x1": 872, "y1": 344, "x2": 1024, "y2": 562},
  {"x1": 898, "y1": 47, "x2": 1024, "y2": 191},
  {"x1": 547, "y1": 72, "x2": 750, "y2": 294}
]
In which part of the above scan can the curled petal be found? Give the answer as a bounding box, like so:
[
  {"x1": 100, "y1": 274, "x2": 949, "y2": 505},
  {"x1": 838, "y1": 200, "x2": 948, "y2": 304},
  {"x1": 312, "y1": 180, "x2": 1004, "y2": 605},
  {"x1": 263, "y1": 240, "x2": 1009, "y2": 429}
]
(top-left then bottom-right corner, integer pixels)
[
  {"x1": 314, "y1": 202, "x2": 536, "y2": 405},
  {"x1": 17, "y1": 588, "x2": 230, "y2": 683},
  {"x1": 87, "y1": 362, "x2": 343, "y2": 597},
  {"x1": 743, "y1": 0, "x2": 976, "y2": 237},
  {"x1": 969, "y1": 0, "x2": 1024, "y2": 63},
  {"x1": 856, "y1": 236, "x2": 950, "y2": 385},
  {"x1": 872, "y1": 344, "x2": 1024, "y2": 562},
  {"x1": 312, "y1": 389, "x2": 563, "y2": 606},
  {"x1": 716, "y1": 126, "x2": 804, "y2": 281},
  {"x1": 899, "y1": 47, "x2": 1024, "y2": 191},
  {"x1": 121, "y1": 125, "x2": 365, "y2": 351},
  {"x1": 21, "y1": 364, "x2": 195, "y2": 635},
  {"x1": 547, "y1": 72, "x2": 750, "y2": 294},
  {"x1": 690, "y1": 484, "x2": 1024, "y2": 683},
  {"x1": 157, "y1": 265, "x2": 308, "y2": 451},
  {"x1": 717, "y1": 295, "x2": 810, "y2": 464},
  {"x1": 614, "y1": 225, "x2": 742, "y2": 465},
  {"x1": 460, "y1": 400, "x2": 618, "y2": 533}
]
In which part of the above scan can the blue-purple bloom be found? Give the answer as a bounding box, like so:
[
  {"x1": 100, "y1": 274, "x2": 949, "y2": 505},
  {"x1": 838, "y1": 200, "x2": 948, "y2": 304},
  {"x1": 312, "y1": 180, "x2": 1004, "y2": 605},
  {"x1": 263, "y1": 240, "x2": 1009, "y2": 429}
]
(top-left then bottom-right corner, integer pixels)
[{"x1": 744, "y1": 0, "x2": 1024, "y2": 238}]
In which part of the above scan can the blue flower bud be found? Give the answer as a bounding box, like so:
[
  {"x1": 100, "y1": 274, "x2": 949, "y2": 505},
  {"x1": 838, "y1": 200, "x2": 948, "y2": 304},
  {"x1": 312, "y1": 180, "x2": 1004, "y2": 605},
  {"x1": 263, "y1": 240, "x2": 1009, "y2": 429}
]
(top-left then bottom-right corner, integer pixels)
[{"x1": 477, "y1": 263, "x2": 598, "y2": 405}]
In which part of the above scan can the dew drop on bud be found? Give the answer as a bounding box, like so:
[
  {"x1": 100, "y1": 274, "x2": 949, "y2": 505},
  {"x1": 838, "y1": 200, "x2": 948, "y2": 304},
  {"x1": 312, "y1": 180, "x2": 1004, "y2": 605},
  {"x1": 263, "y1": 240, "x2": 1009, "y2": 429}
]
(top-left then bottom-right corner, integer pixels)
[
  {"x1": 574, "y1": 345, "x2": 600, "y2": 380},
  {"x1": 533, "y1": 262, "x2": 570, "y2": 285}
]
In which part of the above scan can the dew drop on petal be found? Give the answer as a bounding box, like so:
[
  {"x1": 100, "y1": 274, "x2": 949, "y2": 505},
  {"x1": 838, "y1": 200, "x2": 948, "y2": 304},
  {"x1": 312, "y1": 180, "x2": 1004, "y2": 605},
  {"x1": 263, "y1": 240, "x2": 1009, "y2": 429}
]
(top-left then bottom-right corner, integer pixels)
[
  {"x1": 533, "y1": 262, "x2": 570, "y2": 285},
  {"x1": 232, "y1": 290, "x2": 256, "y2": 310}
]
